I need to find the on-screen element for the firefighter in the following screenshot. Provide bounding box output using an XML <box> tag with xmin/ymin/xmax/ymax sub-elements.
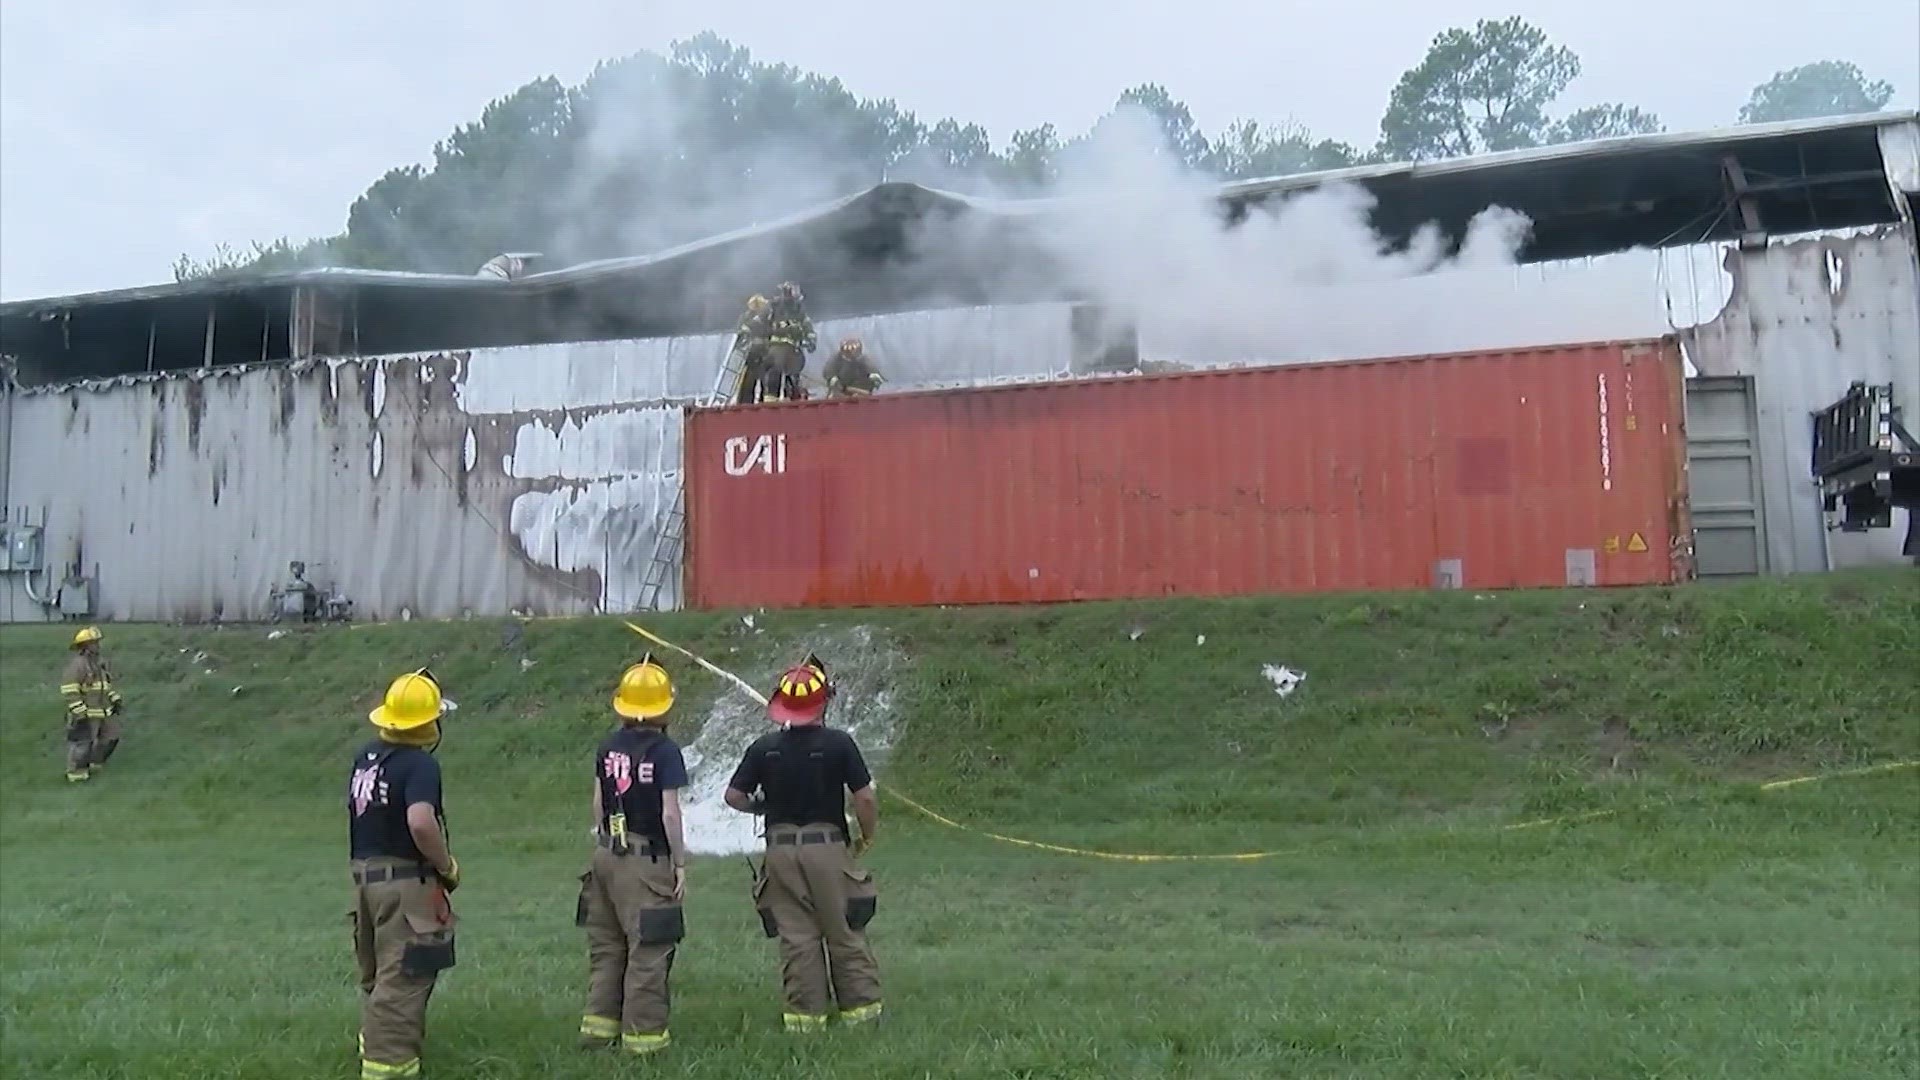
<box><xmin>733</xmin><ymin>294</ymin><xmax>773</xmax><ymax>406</ymax></box>
<box><xmin>61</xmin><ymin>625</ymin><xmax>124</xmax><ymax>783</ymax></box>
<box><xmin>822</xmin><ymin>337</ymin><xmax>885</xmax><ymax>398</ymax></box>
<box><xmin>348</xmin><ymin>668</ymin><xmax>461</xmax><ymax>1080</ymax></box>
<box><xmin>724</xmin><ymin>654</ymin><xmax>882</xmax><ymax>1032</ymax></box>
<box><xmin>577</xmin><ymin>656</ymin><xmax>690</xmax><ymax>1056</ymax></box>
<box><xmin>762</xmin><ymin>282</ymin><xmax>816</xmax><ymax>402</ymax></box>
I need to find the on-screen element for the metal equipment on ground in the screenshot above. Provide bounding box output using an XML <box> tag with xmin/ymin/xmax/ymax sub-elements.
<box><xmin>1810</xmin><ymin>382</ymin><xmax>1918</xmax><ymax>560</ymax></box>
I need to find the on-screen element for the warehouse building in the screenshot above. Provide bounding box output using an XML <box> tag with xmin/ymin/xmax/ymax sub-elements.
<box><xmin>1</xmin><ymin>111</ymin><xmax>1915</xmax><ymax>621</ymax></box>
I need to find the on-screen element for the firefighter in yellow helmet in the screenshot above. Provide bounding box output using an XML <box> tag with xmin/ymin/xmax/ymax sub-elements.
<box><xmin>733</xmin><ymin>294</ymin><xmax>774</xmax><ymax>406</ymax></box>
<box><xmin>60</xmin><ymin>625</ymin><xmax>124</xmax><ymax>783</ymax></box>
<box><xmin>823</xmin><ymin>337</ymin><xmax>885</xmax><ymax>398</ymax></box>
<box><xmin>725</xmin><ymin>654</ymin><xmax>882</xmax><ymax>1032</ymax></box>
<box><xmin>348</xmin><ymin>668</ymin><xmax>461</xmax><ymax>1080</ymax></box>
<box><xmin>577</xmin><ymin>655</ymin><xmax>690</xmax><ymax>1056</ymax></box>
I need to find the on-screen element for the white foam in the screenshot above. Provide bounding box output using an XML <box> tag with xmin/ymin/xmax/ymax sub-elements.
<box><xmin>680</xmin><ymin>626</ymin><xmax>902</xmax><ymax>855</ymax></box>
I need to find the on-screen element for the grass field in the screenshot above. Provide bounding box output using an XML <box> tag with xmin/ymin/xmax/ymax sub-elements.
<box><xmin>2</xmin><ymin>571</ymin><xmax>1917</xmax><ymax>1079</ymax></box>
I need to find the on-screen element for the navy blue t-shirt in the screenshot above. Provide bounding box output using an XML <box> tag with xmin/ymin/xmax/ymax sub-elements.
<box><xmin>596</xmin><ymin>726</ymin><xmax>688</xmax><ymax>847</ymax></box>
<box><xmin>728</xmin><ymin>726</ymin><xmax>872</xmax><ymax>833</ymax></box>
<box><xmin>347</xmin><ymin>741</ymin><xmax>444</xmax><ymax>862</ymax></box>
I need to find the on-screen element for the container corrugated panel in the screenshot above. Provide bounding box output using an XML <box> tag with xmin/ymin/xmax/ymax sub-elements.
<box><xmin>685</xmin><ymin>339</ymin><xmax>1690</xmax><ymax>610</ymax></box>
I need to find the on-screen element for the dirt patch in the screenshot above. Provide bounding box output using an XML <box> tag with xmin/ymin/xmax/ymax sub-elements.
<box><xmin>1581</xmin><ymin>930</ymin><xmax>1669</xmax><ymax>972</ymax></box>
<box><xmin>1592</xmin><ymin>717</ymin><xmax>1643</xmax><ymax>772</ymax></box>
<box><xmin>1252</xmin><ymin>912</ymin><xmax>1340</xmax><ymax>938</ymax></box>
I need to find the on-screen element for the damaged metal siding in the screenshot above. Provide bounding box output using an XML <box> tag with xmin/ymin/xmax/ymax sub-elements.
<box><xmin>1</xmin><ymin>303</ymin><xmax>1076</xmax><ymax>622</ymax></box>
<box><xmin>1684</xmin><ymin>228</ymin><xmax>1920</xmax><ymax>573</ymax></box>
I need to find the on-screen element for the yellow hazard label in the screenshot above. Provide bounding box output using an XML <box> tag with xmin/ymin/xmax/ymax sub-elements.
<box><xmin>1627</xmin><ymin>532</ymin><xmax>1649</xmax><ymax>553</ymax></box>
<box><xmin>1604</xmin><ymin>536</ymin><xmax>1621</xmax><ymax>554</ymax></box>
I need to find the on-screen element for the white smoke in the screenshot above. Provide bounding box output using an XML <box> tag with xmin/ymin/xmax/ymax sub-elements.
<box><xmin>556</xmin><ymin>46</ymin><xmax>884</xmax><ymax>285</ymax></box>
<box><xmin>915</xmin><ymin>104</ymin><xmax>1673</xmax><ymax>364</ymax></box>
<box><xmin>557</xmin><ymin>58</ymin><xmax>1678</xmax><ymax>371</ymax></box>
<box><xmin>679</xmin><ymin>625</ymin><xmax>903</xmax><ymax>855</ymax></box>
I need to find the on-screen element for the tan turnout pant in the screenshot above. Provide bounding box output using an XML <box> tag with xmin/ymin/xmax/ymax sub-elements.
<box><xmin>351</xmin><ymin>859</ymin><xmax>457</xmax><ymax>1078</ymax></box>
<box><xmin>578</xmin><ymin>843</ymin><xmax>683</xmax><ymax>1041</ymax></box>
<box><xmin>65</xmin><ymin>716</ymin><xmax>121</xmax><ymax>773</ymax></box>
<box><xmin>755</xmin><ymin>823</ymin><xmax>881</xmax><ymax>1022</ymax></box>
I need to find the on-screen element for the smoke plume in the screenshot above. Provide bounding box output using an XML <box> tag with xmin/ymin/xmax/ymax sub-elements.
<box><xmin>558</xmin><ymin>70</ymin><xmax>1674</xmax><ymax>364</ymax></box>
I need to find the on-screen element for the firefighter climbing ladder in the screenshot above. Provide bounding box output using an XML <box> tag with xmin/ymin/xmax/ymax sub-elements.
<box><xmin>635</xmin><ymin>345</ymin><xmax>749</xmax><ymax>611</ymax></box>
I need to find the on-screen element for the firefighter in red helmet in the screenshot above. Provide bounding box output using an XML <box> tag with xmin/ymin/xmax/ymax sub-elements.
<box><xmin>724</xmin><ymin>654</ymin><xmax>882</xmax><ymax>1031</ymax></box>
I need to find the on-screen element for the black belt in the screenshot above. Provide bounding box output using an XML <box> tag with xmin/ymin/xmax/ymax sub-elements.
<box><xmin>598</xmin><ymin>833</ymin><xmax>670</xmax><ymax>858</ymax></box>
<box><xmin>352</xmin><ymin>863</ymin><xmax>435</xmax><ymax>885</ymax></box>
<box><xmin>768</xmin><ymin>830</ymin><xmax>844</xmax><ymax>847</ymax></box>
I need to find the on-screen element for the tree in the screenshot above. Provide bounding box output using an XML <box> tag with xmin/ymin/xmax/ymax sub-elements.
<box><xmin>1206</xmin><ymin>119</ymin><xmax>1361</xmax><ymax>179</ymax></box>
<box><xmin>1549</xmin><ymin>104</ymin><xmax>1662</xmax><ymax>145</ymax></box>
<box><xmin>1378</xmin><ymin>17</ymin><xmax>1660</xmax><ymax>160</ymax></box>
<box><xmin>998</xmin><ymin>124</ymin><xmax>1063</xmax><ymax>188</ymax></box>
<box><xmin>173</xmin><ymin>237</ymin><xmax>342</xmax><ymax>282</ymax></box>
<box><xmin>1109</xmin><ymin>83</ymin><xmax>1212</xmax><ymax>170</ymax></box>
<box><xmin>1739</xmin><ymin>61</ymin><xmax>1896</xmax><ymax>124</ymax></box>
<box><xmin>174</xmin><ymin>37</ymin><xmax>1366</xmax><ymax>274</ymax></box>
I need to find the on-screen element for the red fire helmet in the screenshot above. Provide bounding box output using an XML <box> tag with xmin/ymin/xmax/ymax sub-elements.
<box><xmin>768</xmin><ymin>657</ymin><xmax>832</xmax><ymax>726</ymax></box>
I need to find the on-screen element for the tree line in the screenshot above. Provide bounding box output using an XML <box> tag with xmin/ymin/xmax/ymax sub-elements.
<box><xmin>174</xmin><ymin>20</ymin><xmax>1900</xmax><ymax>281</ymax></box>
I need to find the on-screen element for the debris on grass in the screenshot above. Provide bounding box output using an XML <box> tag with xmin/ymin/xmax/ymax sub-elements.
<box><xmin>1262</xmin><ymin>664</ymin><xmax>1306</xmax><ymax>697</ymax></box>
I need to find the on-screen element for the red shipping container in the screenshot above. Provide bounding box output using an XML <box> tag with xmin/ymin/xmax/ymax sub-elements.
<box><xmin>684</xmin><ymin>339</ymin><xmax>1692</xmax><ymax>610</ymax></box>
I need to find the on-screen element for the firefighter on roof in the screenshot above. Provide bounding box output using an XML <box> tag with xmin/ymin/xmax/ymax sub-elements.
<box><xmin>61</xmin><ymin>625</ymin><xmax>123</xmax><ymax>783</ymax></box>
<box><xmin>576</xmin><ymin>656</ymin><xmax>690</xmax><ymax>1056</ymax></box>
<box><xmin>733</xmin><ymin>294</ymin><xmax>774</xmax><ymax>406</ymax></box>
<box><xmin>725</xmin><ymin>654</ymin><xmax>883</xmax><ymax>1031</ymax></box>
<box><xmin>822</xmin><ymin>337</ymin><xmax>885</xmax><ymax>397</ymax></box>
<box><xmin>349</xmin><ymin>668</ymin><xmax>461</xmax><ymax>1080</ymax></box>
<box><xmin>761</xmin><ymin>282</ymin><xmax>817</xmax><ymax>403</ymax></box>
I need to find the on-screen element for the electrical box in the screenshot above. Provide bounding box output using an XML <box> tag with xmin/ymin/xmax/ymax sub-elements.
<box><xmin>7</xmin><ymin>525</ymin><xmax>43</xmax><ymax>573</ymax></box>
<box><xmin>58</xmin><ymin>575</ymin><xmax>93</xmax><ymax>617</ymax></box>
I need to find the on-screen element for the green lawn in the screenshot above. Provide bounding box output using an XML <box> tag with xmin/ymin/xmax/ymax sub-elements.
<box><xmin>3</xmin><ymin>571</ymin><xmax>1917</xmax><ymax>1079</ymax></box>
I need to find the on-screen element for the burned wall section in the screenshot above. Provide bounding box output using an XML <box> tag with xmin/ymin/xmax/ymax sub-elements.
<box><xmin>1684</xmin><ymin>227</ymin><xmax>1920</xmax><ymax>573</ymax></box>
<box><xmin>1</xmin><ymin>303</ymin><xmax>1078</xmax><ymax>622</ymax></box>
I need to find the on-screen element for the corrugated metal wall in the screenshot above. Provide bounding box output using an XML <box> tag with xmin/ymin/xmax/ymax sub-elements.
<box><xmin>4</xmin><ymin>224</ymin><xmax>1913</xmax><ymax>624</ymax></box>
<box><xmin>1684</xmin><ymin>227</ymin><xmax>1920</xmax><ymax>572</ymax></box>
<box><xmin>685</xmin><ymin>341</ymin><xmax>1691</xmax><ymax>610</ymax></box>
<box><xmin>0</xmin><ymin>303</ymin><xmax>1076</xmax><ymax>622</ymax></box>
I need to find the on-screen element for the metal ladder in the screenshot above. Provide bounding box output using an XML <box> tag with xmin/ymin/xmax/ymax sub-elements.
<box><xmin>635</xmin><ymin>344</ymin><xmax>751</xmax><ymax>612</ymax></box>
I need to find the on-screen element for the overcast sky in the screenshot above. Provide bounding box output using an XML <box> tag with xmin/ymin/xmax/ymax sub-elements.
<box><xmin>2</xmin><ymin>0</ymin><xmax>1914</xmax><ymax>301</ymax></box>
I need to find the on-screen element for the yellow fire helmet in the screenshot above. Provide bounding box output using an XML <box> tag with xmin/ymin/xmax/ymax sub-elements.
<box><xmin>746</xmin><ymin>294</ymin><xmax>770</xmax><ymax>312</ymax></box>
<box><xmin>70</xmin><ymin>625</ymin><xmax>103</xmax><ymax>649</ymax></box>
<box><xmin>614</xmin><ymin>654</ymin><xmax>676</xmax><ymax>721</ymax></box>
<box><xmin>370</xmin><ymin>668</ymin><xmax>444</xmax><ymax>731</ymax></box>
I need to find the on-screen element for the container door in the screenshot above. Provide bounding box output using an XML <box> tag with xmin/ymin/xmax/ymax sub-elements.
<box><xmin>1685</xmin><ymin>376</ymin><xmax>1768</xmax><ymax>576</ymax></box>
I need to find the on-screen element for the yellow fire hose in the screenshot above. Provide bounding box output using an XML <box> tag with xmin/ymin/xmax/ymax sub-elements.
<box><xmin>620</xmin><ymin>621</ymin><xmax>1919</xmax><ymax>863</ymax></box>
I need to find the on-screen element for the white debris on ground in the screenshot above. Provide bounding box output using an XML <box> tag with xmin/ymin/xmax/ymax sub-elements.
<box><xmin>680</xmin><ymin>625</ymin><xmax>903</xmax><ymax>855</ymax></box>
<box><xmin>266</xmin><ymin>629</ymin><xmax>289</xmax><ymax>641</ymax></box>
<box><xmin>1262</xmin><ymin>664</ymin><xmax>1306</xmax><ymax>698</ymax></box>
<box><xmin>1196</xmin><ymin>634</ymin><xmax>1207</xmax><ymax>646</ymax></box>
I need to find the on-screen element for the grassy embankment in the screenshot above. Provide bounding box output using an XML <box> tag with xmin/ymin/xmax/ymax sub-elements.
<box><xmin>2</xmin><ymin>570</ymin><xmax>1916</xmax><ymax>1079</ymax></box>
